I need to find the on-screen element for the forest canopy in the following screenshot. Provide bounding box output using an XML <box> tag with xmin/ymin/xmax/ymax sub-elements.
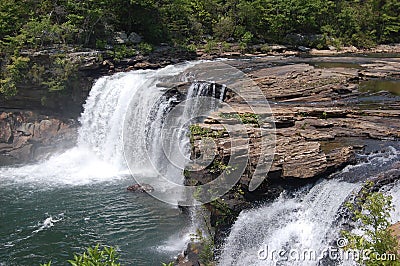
<box><xmin>1</xmin><ymin>0</ymin><xmax>399</xmax><ymax>49</ymax></box>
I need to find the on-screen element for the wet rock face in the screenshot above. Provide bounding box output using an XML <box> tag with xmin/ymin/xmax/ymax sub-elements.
<box><xmin>126</xmin><ymin>184</ymin><xmax>154</xmax><ymax>193</ymax></box>
<box><xmin>0</xmin><ymin>111</ymin><xmax>77</xmax><ymax>166</ymax></box>
<box><xmin>176</xmin><ymin>242</ymin><xmax>203</xmax><ymax>266</ymax></box>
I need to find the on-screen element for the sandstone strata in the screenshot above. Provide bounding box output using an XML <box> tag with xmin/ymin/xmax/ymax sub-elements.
<box><xmin>0</xmin><ymin>111</ymin><xmax>77</xmax><ymax>165</ymax></box>
<box><xmin>178</xmin><ymin>56</ymin><xmax>400</xmax><ymax>265</ymax></box>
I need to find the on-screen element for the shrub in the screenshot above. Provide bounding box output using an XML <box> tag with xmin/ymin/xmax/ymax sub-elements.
<box><xmin>342</xmin><ymin>184</ymin><xmax>400</xmax><ymax>265</ymax></box>
<box><xmin>137</xmin><ymin>42</ymin><xmax>154</xmax><ymax>55</ymax></box>
<box><xmin>67</xmin><ymin>245</ymin><xmax>120</xmax><ymax>266</ymax></box>
<box><xmin>0</xmin><ymin>55</ymin><xmax>30</xmax><ymax>97</ymax></box>
<box><xmin>41</xmin><ymin>245</ymin><xmax>121</xmax><ymax>266</ymax></box>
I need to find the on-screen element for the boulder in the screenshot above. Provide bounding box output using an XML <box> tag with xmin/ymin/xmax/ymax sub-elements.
<box><xmin>16</xmin><ymin>122</ymin><xmax>35</xmax><ymax>136</ymax></box>
<box><xmin>0</xmin><ymin>111</ymin><xmax>77</xmax><ymax>166</ymax></box>
<box><xmin>127</xmin><ymin>184</ymin><xmax>154</xmax><ymax>193</ymax></box>
<box><xmin>176</xmin><ymin>242</ymin><xmax>202</xmax><ymax>266</ymax></box>
<box><xmin>0</xmin><ymin>121</ymin><xmax>12</xmax><ymax>143</ymax></box>
<box><xmin>269</xmin><ymin>45</ymin><xmax>287</xmax><ymax>52</ymax></box>
<box><xmin>114</xmin><ymin>31</ymin><xmax>128</xmax><ymax>44</ymax></box>
<box><xmin>128</xmin><ymin>32</ymin><xmax>142</xmax><ymax>44</ymax></box>
<box><xmin>298</xmin><ymin>46</ymin><xmax>310</xmax><ymax>52</ymax></box>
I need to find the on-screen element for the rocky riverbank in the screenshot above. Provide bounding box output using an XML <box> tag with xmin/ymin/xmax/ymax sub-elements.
<box><xmin>178</xmin><ymin>56</ymin><xmax>400</xmax><ymax>265</ymax></box>
<box><xmin>0</xmin><ymin>111</ymin><xmax>77</xmax><ymax>166</ymax></box>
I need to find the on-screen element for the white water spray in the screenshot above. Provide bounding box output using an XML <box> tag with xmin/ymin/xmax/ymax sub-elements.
<box><xmin>0</xmin><ymin>62</ymin><xmax>203</xmax><ymax>187</ymax></box>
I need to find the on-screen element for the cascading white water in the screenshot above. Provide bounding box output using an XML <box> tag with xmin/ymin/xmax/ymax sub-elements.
<box><xmin>121</xmin><ymin>79</ymin><xmax>223</xmax><ymax>204</ymax></box>
<box><xmin>218</xmin><ymin>145</ymin><xmax>400</xmax><ymax>266</ymax></box>
<box><xmin>389</xmin><ymin>181</ymin><xmax>400</xmax><ymax>222</ymax></box>
<box><xmin>78</xmin><ymin>63</ymin><xmax>207</xmax><ymax>173</ymax></box>
<box><xmin>0</xmin><ymin>62</ymin><xmax>210</xmax><ymax>188</ymax></box>
<box><xmin>218</xmin><ymin>180</ymin><xmax>361</xmax><ymax>266</ymax></box>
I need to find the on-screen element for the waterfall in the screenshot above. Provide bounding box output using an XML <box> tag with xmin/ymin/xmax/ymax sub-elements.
<box><xmin>78</xmin><ymin>63</ymin><xmax>202</xmax><ymax>171</ymax></box>
<box><xmin>0</xmin><ymin>62</ymin><xmax>217</xmax><ymax>189</ymax></box>
<box><xmin>218</xmin><ymin>145</ymin><xmax>400</xmax><ymax>266</ymax></box>
<box><xmin>122</xmin><ymin>79</ymin><xmax>223</xmax><ymax>204</ymax></box>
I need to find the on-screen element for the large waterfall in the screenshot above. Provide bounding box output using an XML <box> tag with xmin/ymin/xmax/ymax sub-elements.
<box><xmin>218</xmin><ymin>145</ymin><xmax>400</xmax><ymax>266</ymax></box>
<box><xmin>0</xmin><ymin>62</ymin><xmax>226</xmax><ymax>265</ymax></box>
<box><xmin>0</xmin><ymin>62</ymin><xmax>205</xmax><ymax>189</ymax></box>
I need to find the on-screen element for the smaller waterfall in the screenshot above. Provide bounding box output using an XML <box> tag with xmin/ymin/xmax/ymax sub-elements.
<box><xmin>389</xmin><ymin>182</ymin><xmax>400</xmax><ymax>222</ymax></box>
<box><xmin>220</xmin><ymin>85</ymin><xmax>226</xmax><ymax>102</ymax></box>
<box><xmin>218</xmin><ymin>180</ymin><xmax>361</xmax><ymax>266</ymax></box>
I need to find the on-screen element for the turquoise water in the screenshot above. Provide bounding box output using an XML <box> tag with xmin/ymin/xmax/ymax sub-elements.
<box><xmin>0</xmin><ymin>176</ymin><xmax>190</xmax><ymax>265</ymax></box>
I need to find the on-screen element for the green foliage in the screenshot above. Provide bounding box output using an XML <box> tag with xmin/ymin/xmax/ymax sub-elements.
<box><xmin>200</xmin><ymin>237</ymin><xmax>214</xmax><ymax>266</ymax></box>
<box><xmin>213</xmin><ymin>16</ymin><xmax>235</xmax><ymax>40</ymax></box>
<box><xmin>137</xmin><ymin>42</ymin><xmax>154</xmax><ymax>55</ymax></box>
<box><xmin>1</xmin><ymin>0</ymin><xmax>400</xmax><ymax>59</ymax></box>
<box><xmin>219</xmin><ymin>112</ymin><xmax>260</xmax><ymax>125</ymax></box>
<box><xmin>209</xmin><ymin>198</ymin><xmax>236</xmax><ymax>226</ymax></box>
<box><xmin>189</xmin><ymin>125</ymin><xmax>225</xmax><ymax>138</ymax></box>
<box><xmin>40</xmin><ymin>245</ymin><xmax>121</xmax><ymax>266</ymax></box>
<box><xmin>67</xmin><ymin>245</ymin><xmax>121</xmax><ymax>266</ymax></box>
<box><xmin>42</xmin><ymin>55</ymin><xmax>79</xmax><ymax>92</ymax></box>
<box><xmin>204</xmin><ymin>41</ymin><xmax>217</xmax><ymax>54</ymax></box>
<box><xmin>190</xmin><ymin>229</ymin><xmax>214</xmax><ymax>266</ymax></box>
<box><xmin>185</xmin><ymin>43</ymin><xmax>198</xmax><ymax>52</ymax></box>
<box><xmin>210</xmin><ymin>160</ymin><xmax>236</xmax><ymax>175</ymax></box>
<box><xmin>21</xmin><ymin>17</ymin><xmax>77</xmax><ymax>48</ymax></box>
<box><xmin>161</xmin><ymin>263</ymin><xmax>174</xmax><ymax>266</ymax></box>
<box><xmin>0</xmin><ymin>55</ymin><xmax>30</xmax><ymax>97</ymax></box>
<box><xmin>342</xmin><ymin>184</ymin><xmax>399</xmax><ymax>265</ymax></box>
<box><xmin>112</xmin><ymin>45</ymin><xmax>137</xmax><ymax>61</ymax></box>
<box><xmin>240</xmin><ymin>32</ymin><xmax>253</xmax><ymax>45</ymax></box>
<box><xmin>96</xmin><ymin>39</ymin><xmax>108</xmax><ymax>50</ymax></box>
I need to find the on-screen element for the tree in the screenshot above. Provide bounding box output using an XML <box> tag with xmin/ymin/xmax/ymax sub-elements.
<box><xmin>342</xmin><ymin>184</ymin><xmax>399</xmax><ymax>266</ymax></box>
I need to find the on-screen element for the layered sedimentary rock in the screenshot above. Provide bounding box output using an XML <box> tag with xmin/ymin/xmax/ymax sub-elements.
<box><xmin>180</xmin><ymin>57</ymin><xmax>400</xmax><ymax>261</ymax></box>
<box><xmin>0</xmin><ymin>111</ymin><xmax>77</xmax><ymax>165</ymax></box>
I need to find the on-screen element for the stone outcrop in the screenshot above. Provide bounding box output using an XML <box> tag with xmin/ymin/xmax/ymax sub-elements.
<box><xmin>180</xmin><ymin>56</ymin><xmax>400</xmax><ymax>261</ymax></box>
<box><xmin>0</xmin><ymin>111</ymin><xmax>77</xmax><ymax>165</ymax></box>
<box><xmin>196</xmin><ymin>43</ymin><xmax>400</xmax><ymax>60</ymax></box>
<box><xmin>187</xmin><ymin>57</ymin><xmax>400</xmax><ymax>188</ymax></box>
<box><xmin>127</xmin><ymin>184</ymin><xmax>154</xmax><ymax>193</ymax></box>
